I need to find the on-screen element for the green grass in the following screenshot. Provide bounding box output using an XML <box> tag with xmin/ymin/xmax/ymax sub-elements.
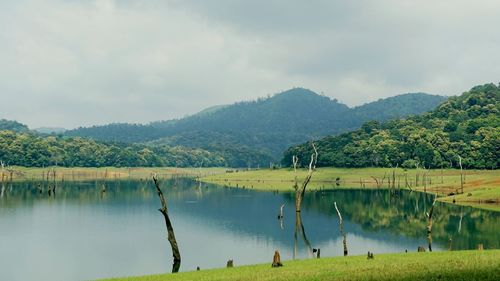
<box><xmin>1</xmin><ymin>166</ymin><xmax>226</xmax><ymax>182</ymax></box>
<box><xmin>201</xmin><ymin>167</ymin><xmax>500</xmax><ymax>211</ymax></box>
<box><xmin>101</xmin><ymin>250</ymin><xmax>500</xmax><ymax>281</ymax></box>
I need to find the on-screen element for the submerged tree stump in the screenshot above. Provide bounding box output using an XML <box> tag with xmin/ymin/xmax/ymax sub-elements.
<box><xmin>272</xmin><ymin>250</ymin><xmax>283</xmax><ymax>267</ymax></box>
<box><xmin>367</xmin><ymin>251</ymin><xmax>374</xmax><ymax>259</ymax></box>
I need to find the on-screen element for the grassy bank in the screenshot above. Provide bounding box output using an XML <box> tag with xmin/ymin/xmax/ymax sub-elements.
<box><xmin>0</xmin><ymin>166</ymin><xmax>226</xmax><ymax>182</ymax></box>
<box><xmin>102</xmin><ymin>250</ymin><xmax>500</xmax><ymax>281</ymax></box>
<box><xmin>201</xmin><ymin>168</ymin><xmax>500</xmax><ymax>211</ymax></box>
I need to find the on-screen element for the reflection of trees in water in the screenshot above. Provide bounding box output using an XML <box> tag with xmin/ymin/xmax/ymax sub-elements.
<box><xmin>2</xmin><ymin>180</ymin><xmax>498</xmax><ymax>251</ymax></box>
<box><xmin>0</xmin><ymin>178</ymin><xmax>205</xmax><ymax>208</ymax></box>
<box><xmin>284</xmin><ymin>189</ymin><xmax>500</xmax><ymax>250</ymax></box>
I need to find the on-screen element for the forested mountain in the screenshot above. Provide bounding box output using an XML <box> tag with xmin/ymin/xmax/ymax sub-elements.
<box><xmin>283</xmin><ymin>83</ymin><xmax>499</xmax><ymax>169</ymax></box>
<box><xmin>0</xmin><ymin>119</ymin><xmax>29</xmax><ymax>133</ymax></box>
<box><xmin>66</xmin><ymin>88</ymin><xmax>446</xmax><ymax>160</ymax></box>
<box><xmin>33</xmin><ymin>127</ymin><xmax>67</xmax><ymax>134</ymax></box>
<box><xmin>0</xmin><ymin>88</ymin><xmax>448</xmax><ymax>168</ymax></box>
<box><xmin>352</xmin><ymin>93</ymin><xmax>446</xmax><ymax>122</ymax></box>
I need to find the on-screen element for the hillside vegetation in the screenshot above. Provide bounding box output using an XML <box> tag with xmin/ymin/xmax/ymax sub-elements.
<box><xmin>0</xmin><ymin>88</ymin><xmax>448</xmax><ymax>168</ymax></box>
<box><xmin>0</xmin><ymin>119</ymin><xmax>29</xmax><ymax>133</ymax></box>
<box><xmin>284</xmin><ymin>83</ymin><xmax>499</xmax><ymax>169</ymax></box>
<box><xmin>66</xmin><ymin>88</ymin><xmax>446</xmax><ymax>160</ymax></box>
<box><xmin>0</xmin><ymin>131</ymin><xmax>233</xmax><ymax>167</ymax></box>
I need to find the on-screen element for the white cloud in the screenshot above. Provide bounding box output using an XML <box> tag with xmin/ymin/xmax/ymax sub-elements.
<box><xmin>0</xmin><ymin>0</ymin><xmax>499</xmax><ymax>128</ymax></box>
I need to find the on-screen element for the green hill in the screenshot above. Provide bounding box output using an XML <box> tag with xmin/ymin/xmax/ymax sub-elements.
<box><xmin>0</xmin><ymin>119</ymin><xmax>29</xmax><ymax>133</ymax></box>
<box><xmin>283</xmin><ymin>83</ymin><xmax>499</xmax><ymax>169</ymax></box>
<box><xmin>66</xmin><ymin>88</ymin><xmax>446</xmax><ymax>162</ymax></box>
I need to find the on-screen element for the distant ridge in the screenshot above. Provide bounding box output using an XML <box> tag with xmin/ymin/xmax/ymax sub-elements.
<box><xmin>65</xmin><ymin>88</ymin><xmax>447</xmax><ymax>162</ymax></box>
<box><xmin>33</xmin><ymin>127</ymin><xmax>67</xmax><ymax>134</ymax></box>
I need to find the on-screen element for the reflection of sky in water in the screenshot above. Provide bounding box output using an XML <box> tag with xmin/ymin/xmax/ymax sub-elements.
<box><xmin>0</xmin><ymin>180</ymin><xmax>498</xmax><ymax>281</ymax></box>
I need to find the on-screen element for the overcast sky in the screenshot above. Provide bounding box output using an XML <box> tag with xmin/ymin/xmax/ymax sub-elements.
<box><xmin>1</xmin><ymin>0</ymin><xmax>499</xmax><ymax>129</ymax></box>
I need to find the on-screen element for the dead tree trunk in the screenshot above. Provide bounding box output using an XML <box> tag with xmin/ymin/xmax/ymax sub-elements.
<box><xmin>334</xmin><ymin>202</ymin><xmax>348</xmax><ymax>256</ymax></box>
<box><xmin>153</xmin><ymin>175</ymin><xmax>181</xmax><ymax>273</ymax></box>
<box><xmin>294</xmin><ymin>143</ymin><xmax>318</xmax><ymax>212</ymax></box>
<box><xmin>426</xmin><ymin>197</ymin><xmax>437</xmax><ymax>252</ymax></box>
<box><xmin>458</xmin><ymin>156</ymin><xmax>464</xmax><ymax>194</ymax></box>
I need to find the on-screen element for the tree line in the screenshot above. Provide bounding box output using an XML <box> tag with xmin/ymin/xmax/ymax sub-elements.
<box><xmin>283</xmin><ymin>83</ymin><xmax>499</xmax><ymax>169</ymax></box>
<box><xmin>0</xmin><ymin>131</ymin><xmax>271</xmax><ymax>168</ymax></box>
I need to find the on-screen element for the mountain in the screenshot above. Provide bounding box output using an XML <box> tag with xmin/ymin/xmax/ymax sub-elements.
<box><xmin>0</xmin><ymin>119</ymin><xmax>29</xmax><ymax>133</ymax></box>
<box><xmin>33</xmin><ymin>127</ymin><xmax>67</xmax><ymax>134</ymax></box>
<box><xmin>65</xmin><ymin>88</ymin><xmax>447</xmax><ymax>163</ymax></box>
<box><xmin>352</xmin><ymin>93</ymin><xmax>446</xmax><ymax>121</ymax></box>
<box><xmin>283</xmin><ymin>83</ymin><xmax>499</xmax><ymax>169</ymax></box>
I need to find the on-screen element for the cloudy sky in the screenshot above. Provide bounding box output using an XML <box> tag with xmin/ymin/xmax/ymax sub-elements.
<box><xmin>1</xmin><ymin>0</ymin><xmax>499</xmax><ymax>129</ymax></box>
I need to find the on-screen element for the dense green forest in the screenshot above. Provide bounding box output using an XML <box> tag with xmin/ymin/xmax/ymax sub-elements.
<box><xmin>284</xmin><ymin>83</ymin><xmax>500</xmax><ymax>169</ymax></box>
<box><xmin>0</xmin><ymin>119</ymin><xmax>29</xmax><ymax>133</ymax></box>
<box><xmin>0</xmin><ymin>130</ymin><xmax>275</xmax><ymax>168</ymax></box>
<box><xmin>66</xmin><ymin>88</ymin><xmax>445</xmax><ymax>159</ymax></box>
<box><xmin>0</xmin><ymin>89</ymin><xmax>447</xmax><ymax>168</ymax></box>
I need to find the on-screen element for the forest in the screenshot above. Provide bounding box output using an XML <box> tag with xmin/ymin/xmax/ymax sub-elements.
<box><xmin>0</xmin><ymin>131</ymin><xmax>277</xmax><ymax>168</ymax></box>
<box><xmin>283</xmin><ymin>83</ymin><xmax>500</xmax><ymax>169</ymax></box>
<box><xmin>65</xmin><ymin>89</ymin><xmax>446</xmax><ymax>159</ymax></box>
<box><xmin>0</xmin><ymin>88</ymin><xmax>447</xmax><ymax>168</ymax></box>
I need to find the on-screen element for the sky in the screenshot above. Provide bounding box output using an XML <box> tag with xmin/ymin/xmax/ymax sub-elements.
<box><xmin>1</xmin><ymin>0</ymin><xmax>499</xmax><ymax>129</ymax></box>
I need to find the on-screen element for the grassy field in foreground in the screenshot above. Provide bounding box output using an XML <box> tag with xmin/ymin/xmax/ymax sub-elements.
<box><xmin>0</xmin><ymin>166</ymin><xmax>226</xmax><ymax>182</ymax></box>
<box><xmin>201</xmin><ymin>168</ymin><xmax>500</xmax><ymax>211</ymax></box>
<box><xmin>102</xmin><ymin>250</ymin><xmax>500</xmax><ymax>281</ymax></box>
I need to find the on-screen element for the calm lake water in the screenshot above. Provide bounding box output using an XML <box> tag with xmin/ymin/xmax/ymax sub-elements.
<box><xmin>0</xmin><ymin>179</ymin><xmax>498</xmax><ymax>281</ymax></box>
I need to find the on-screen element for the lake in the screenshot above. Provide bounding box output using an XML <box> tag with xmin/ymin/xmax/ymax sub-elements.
<box><xmin>0</xmin><ymin>179</ymin><xmax>498</xmax><ymax>281</ymax></box>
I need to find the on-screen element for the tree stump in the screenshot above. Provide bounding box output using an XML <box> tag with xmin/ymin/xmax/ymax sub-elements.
<box><xmin>367</xmin><ymin>251</ymin><xmax>374</xmax><ymax>259</ymax></box>
<box><xmin>272</xmin><ymin>250</ymin><xmax>283</xmax><ymax>267</ymax></box>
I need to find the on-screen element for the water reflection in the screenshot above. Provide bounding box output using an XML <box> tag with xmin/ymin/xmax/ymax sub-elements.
<box><xmin>0</xmin><ymin>179</ymin><xmax>498</xmax><ymax>281</ymax></box>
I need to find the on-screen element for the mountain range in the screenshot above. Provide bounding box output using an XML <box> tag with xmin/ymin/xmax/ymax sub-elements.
<box><xmin>65</xmin><ymin>88</ymin><xmax>446</xmax><ymax>163</ymax></box>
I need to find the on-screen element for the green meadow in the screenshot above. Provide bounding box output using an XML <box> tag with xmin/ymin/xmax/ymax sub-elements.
<box><xmin>102</xmin><ymin>250</ymin><xmax>500</xmax><ymax>281</ymax></box>
<box><xmin>201</xmin><ymin>167</ymin><xmax>500</xmax><ymax>211</ymax></box>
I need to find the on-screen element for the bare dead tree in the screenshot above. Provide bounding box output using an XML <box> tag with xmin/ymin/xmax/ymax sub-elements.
<box><xmin>334</xmin><ymin>202</ymin><xmax>348</xmax><ymax>256</ymax></box>
<box><xmin>152</xmin><ymin>174</ymin><xmax>181</xmax><ymax>273</ymax></box>
<box><xmin>294</xmin><ymin>143</ymin><xmax>318</xmax><ymax>212</ymax></box>
<box><xmin>371</xmin><ymin>171</ymin><xmax>387</xmax><ymax>189</ymax></box>
<box><xmin>426</xmin><ymin>197</ymin><xmax>437</xmax><ymax>252</ymax></box>
<box><xmin>0</xmin><ymin>160</ymin><xmax>4</xmax><ymax>183</ymax></box>
<box><xmin>392</xmin><ymin>164</ymin><xmax>398</xmax><ymax>189</ymax></box>
<box><xmin>415</xmin><ymin>162</ymin><xmax>420</xmax><ymax>187</ymax></box>
<box><xmin>458</xmin><ymin>156</ymin><xmax>464</xmax><ymax>194</ymax></box>
<box><xmin>292</xmin><ymin>155</ymin><xmax>299</xmax><ymax>174</ymax></box>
